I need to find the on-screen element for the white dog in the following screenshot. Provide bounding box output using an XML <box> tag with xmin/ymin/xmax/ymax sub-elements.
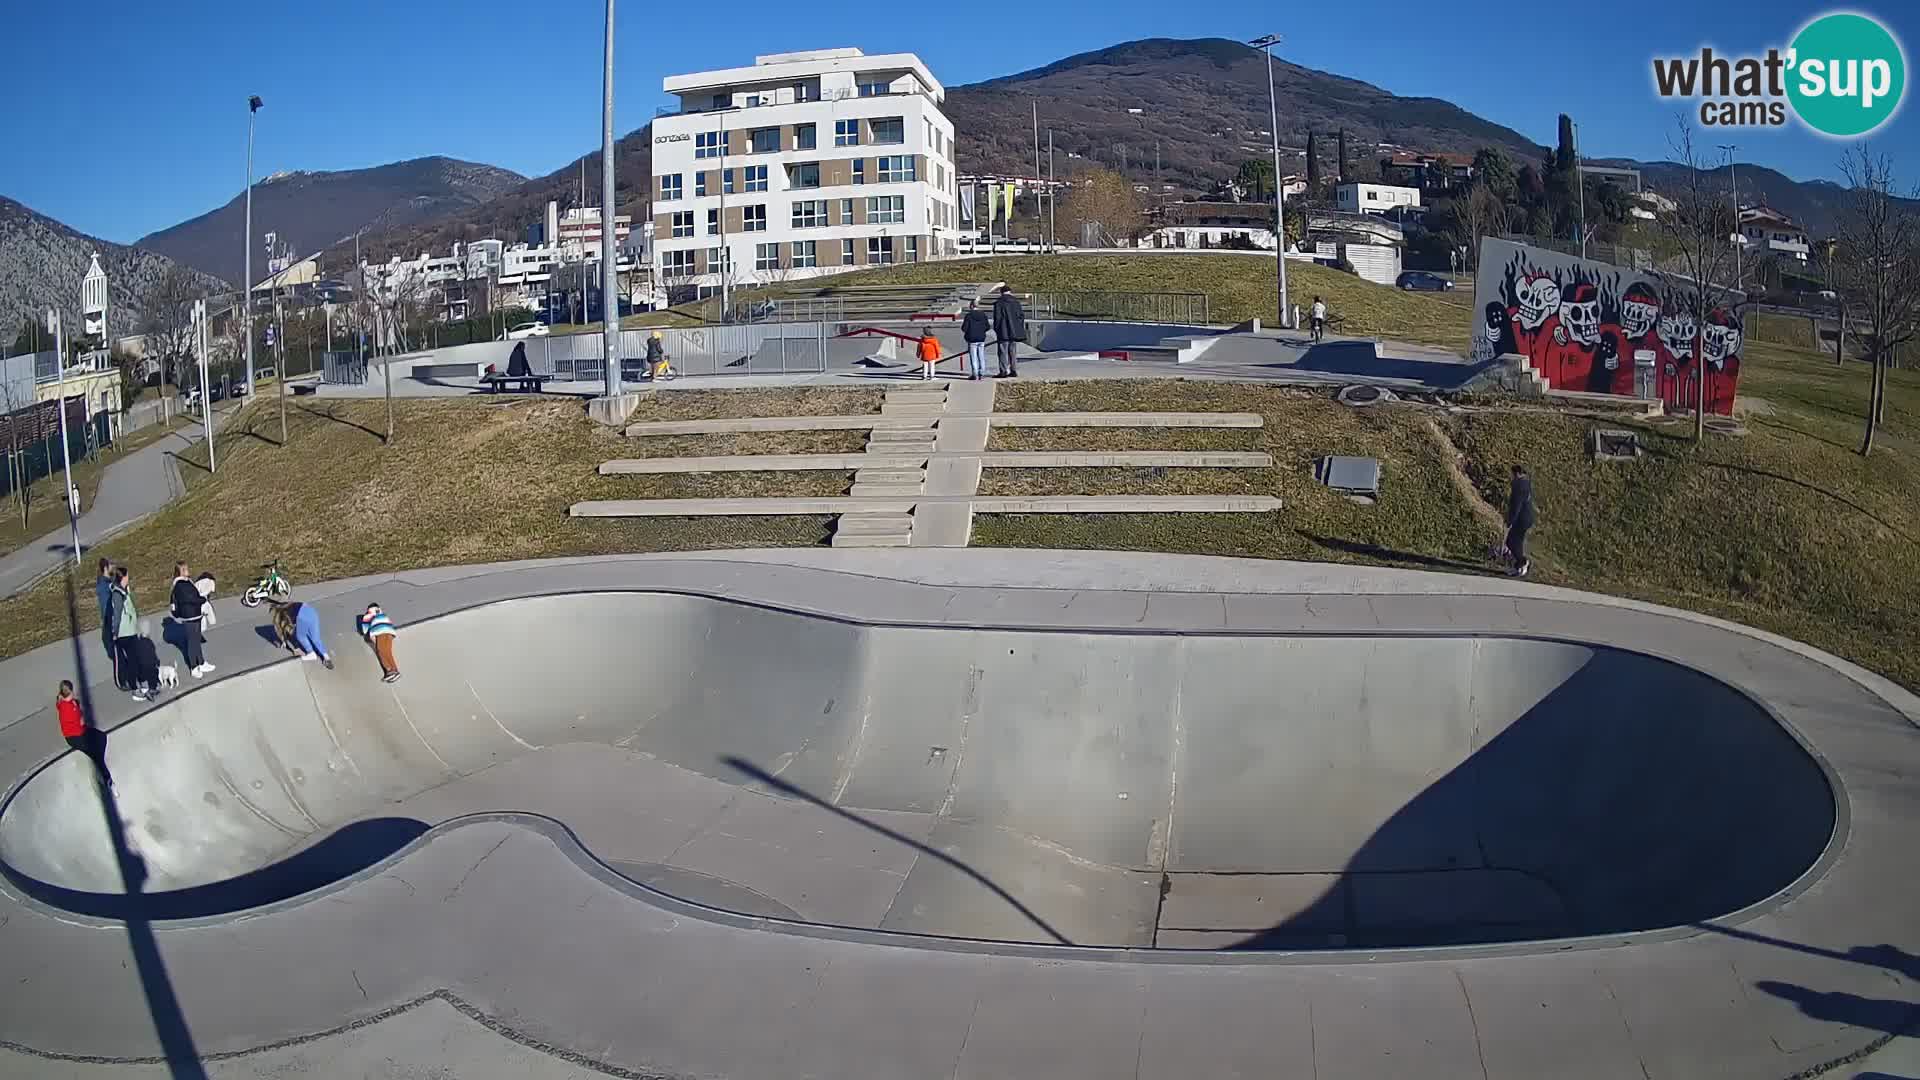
<box><xmin>157</xmin><ymin>664</ymin><xmax>179</xmax><ymax>689</ymax></box>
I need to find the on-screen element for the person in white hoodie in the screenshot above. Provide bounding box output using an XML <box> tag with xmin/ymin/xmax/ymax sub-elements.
<box><xmin>169</xmin><ymin>561</ymin><xmax>214</xmax><ymax>678</ymax></box>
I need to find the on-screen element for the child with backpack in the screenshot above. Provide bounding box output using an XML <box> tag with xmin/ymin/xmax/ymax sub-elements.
<box><xmin>916</xmin><ymin>330</ymin><xmax>942</xmax><ymax>380</ymax></box>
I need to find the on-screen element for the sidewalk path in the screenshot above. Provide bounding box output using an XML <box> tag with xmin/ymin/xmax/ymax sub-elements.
<box><xmin>0</xmin><ymin>421</ymin><xmax>202</xmax><ymax>598</ymax></box>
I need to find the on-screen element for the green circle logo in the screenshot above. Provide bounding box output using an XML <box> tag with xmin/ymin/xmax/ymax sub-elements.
<box><xmin>1788</xmin><ymin>12</ymin><xmax>1906</xmax><ymax>137</ymax></box>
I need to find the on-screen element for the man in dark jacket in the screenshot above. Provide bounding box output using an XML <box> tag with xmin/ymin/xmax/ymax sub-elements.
<box><xmin>1504</xmin><ymin>465</ymin><xmax>1536</xmax><ymax>578</ymax></box>
<box><xmin>990</xmin><ymin>286</ymin><xmax>1027</xmax><ymax>378</ymax></box>
<box><xmin>960</xmin><ymin>301</ymin><xmax>991</xmax><ymax>380</ymax></box>
<box><xmin>170</xmin><ymin>560</ymin><xmax>212</xmax><ymax>677</ymax></box>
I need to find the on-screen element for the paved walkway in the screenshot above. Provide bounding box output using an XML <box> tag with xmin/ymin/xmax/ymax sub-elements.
<box><xmin>0</xmin><ymin>550</ymin><xmax>1913</xmax><ymax>1079</ymax></box>
<box><xmin>0</xmin><ymin>421</ymin><xmax>208</xmax><ymax>598</ymax></box>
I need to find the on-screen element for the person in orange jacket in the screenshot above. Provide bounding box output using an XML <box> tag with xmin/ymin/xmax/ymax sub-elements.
<box><xmin>916</xmin><ymin>329</ymin><xmax>942</xmax><ymax>380</ymax></box>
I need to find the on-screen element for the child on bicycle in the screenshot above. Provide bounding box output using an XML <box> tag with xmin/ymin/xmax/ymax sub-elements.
<box><xmin>1310</xmin><ymin>297</ymin><xmax>1327</xmax><ymax>342</ymax></box>
<box><xmin>646</xmin><ymin>330</ymin><xmax>673</xmax><ymax>380</ymax></box>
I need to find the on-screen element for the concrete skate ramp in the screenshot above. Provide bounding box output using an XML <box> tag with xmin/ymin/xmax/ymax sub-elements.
<box><xmin>0</xmin><ymin>592</ymin><xmax>1835</xmax><ymax>949</ymax></box>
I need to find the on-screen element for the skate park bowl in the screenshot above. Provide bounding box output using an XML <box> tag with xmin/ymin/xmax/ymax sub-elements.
<box><xmin>0</xmin><ymin>591</ymin><xmax>1837</xmax><ymax>951</ymax></box>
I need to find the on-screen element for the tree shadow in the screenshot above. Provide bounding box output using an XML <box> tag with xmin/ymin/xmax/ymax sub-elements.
<box><xmin>1754</xmin><ymin>981</ymin><xmax>1920</xmax><ymax>1041</ymax></box>
<box><xmin>1296</xmin><ymin>531</ymin><xmax>1497</xmax><ymax>574</ymax></box>
<box><xmin>721</xmin><ymin>754</ymin><xmax>1071</xmax><ymax>945</ymax></box>
<box><xmin>58</xmin><ymin>574</ymin><xmax>209</xmax><ymax>1077</ymax></box>
<box><xmin>1698</xmin><ymin>460</ymin><xmax>1918</xmax><ymax>544</ymax></box>
<box><xmin>1749</xmin><ymin>416</ymin><xmax>1856</xmax><ymax>454</ymax></box>
<box><xmin>292</xmin><ymin>402</ymin><xmax>384</xmax><ymax>442</ymax></box>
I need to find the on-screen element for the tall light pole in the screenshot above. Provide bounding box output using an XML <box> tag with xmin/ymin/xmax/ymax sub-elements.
<box><xmin>1719</xmin><ymin>143</ymin><xmax>1742</xmax><ymax>288</ymax></box>
<box><xmin>47</xmin><ymin>309</ymin><xmax>78</xmax><ymax>564</ymax></box>
<box><xmin>1249</xmin><ymin>35</ymin><xmax>1290</xmax><ymax>329</ymax></box>
<box><xmin>1572</xmin><ymin>120</ymin><xmax>1587</xmax><ymax>259</ymax></box>
<box><xmin>598</xmin><ymin>0</ymin><xmax>620</xmax><ymax>396</ymax></box>
<box><xmin>244</xmin><ymin>95</ymin><xmax>262</xmax><ymax>396</ymax></box>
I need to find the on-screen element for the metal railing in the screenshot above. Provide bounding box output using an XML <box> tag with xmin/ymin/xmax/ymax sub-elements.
<box><xmin>321</xmin><ymin>351</ymin><xmax>367</xmax><ymax>385</ymax></box>
<box><xmin>1029</xmin><ymin>291</ymin><xmax>1212</xmax><ymax>326</ymax></box>
<box><xmin>528</xmin><ymin>322</ymin><xmax>828</xmax><ymax>379</ymax></box>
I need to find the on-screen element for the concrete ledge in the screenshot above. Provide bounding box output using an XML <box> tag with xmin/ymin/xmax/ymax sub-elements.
<box><xmin>410</xmin><ymin>362</ymin><xmax>484</xmax><ymax>379</ymax></box>
<box><xmin>970</xmin><ymin>495</ymin><xmax>1282</xmax><ymax>513</ymax></box>
<box><xmin>572</xmin><ymin>498</ymin><xmax>917</xmax><ymax>517</ymax></box>
<box><xmin>600</xmin><ymin>455</ymin><xmax>894</xmax><ymax>474</ymax></box>
<box><xmin>626</xmin><ymin>415</ymin><xmax>916</xmax><ymax>436</ymax></box>
<box><xmin>598</xmin><ymin>451</ymin><xmax>1271</xmax><ymax>474</ymax></box>
<box><xmin>986</xmin><ymin>412</ymin><xmax>1264</xmax><ymax>429</ymax></box>
<box><xmin>626</xmin><ymin>412</ymin><xmax>1264</xmax><ymax>437</ymax></box>
<box><xmin>571</xmin><ymin>495</ymin><xmax>1282</xmax><ymax>517</ymax></box>
<box><xmin>981</xmin><ymin>451</ymin><xmax>1272</xmax><ymax>468</ymax></box>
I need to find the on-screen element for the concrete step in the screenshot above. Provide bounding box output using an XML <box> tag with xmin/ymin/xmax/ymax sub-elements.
<box><xmin>853</xmin><ymin>468</ymin><xmax>927</xmax><ymax>485</ymax></box>
<box><xmin>835</xmin><ymin>513</ymin><xmax>916</xmax><ymax>535</ymax></box>
<box><xmin>849</xmin><ymin>483</ymin><xmax>925</xmax><ymax>498</ymax></box>
<box><xmin>885</xmin><ymin>387</ymin><xmax>948</xmax><ymax>401</ymax></box>
<box><xmin>867</xmin><ymin>429</ymin><xmax>938</xmax><ymax>445</ymax></box>
<box><xmin>879</xmin><ymin>403</ymin><xmax>946</xmax><ymax>418</ymax></box>
<box><xmin>831</xmin><ymin>531</ymin><xmax>914</xmax><ymax>548</ymax></box>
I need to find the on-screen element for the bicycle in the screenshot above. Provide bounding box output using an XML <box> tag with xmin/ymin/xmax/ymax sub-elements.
<box><xmin>242</xmin><ymin>559</ymin><xmax>292</xmax><ymax>608</ymax></box>
<box><xmin>1310</xmin><ymin>317</ymin><xmax>1326</xmax><ymax>344</ymax></box>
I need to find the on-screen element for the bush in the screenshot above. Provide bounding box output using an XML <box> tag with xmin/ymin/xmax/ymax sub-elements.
<box><xmin>1335</xmin><ymin>258</ymin><xmax>1358</xmax><ymax>276</ymax></box>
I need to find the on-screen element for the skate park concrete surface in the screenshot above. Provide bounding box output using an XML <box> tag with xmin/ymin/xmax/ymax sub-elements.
<box><xmin>0</xmin><ymin>550</ymin><xmax>1915</xmax><ymax>1078</ymax></box>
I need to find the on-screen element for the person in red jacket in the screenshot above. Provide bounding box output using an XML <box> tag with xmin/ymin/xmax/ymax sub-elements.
<box><xmin>56</xmin><ymin>680</ymin><xmax>111</xmax><ymax>787</ymax></box>
<box><xmin>916</xmin><ymin>329</ymin><xmax>942</xmax><ymax>381</ymax></box>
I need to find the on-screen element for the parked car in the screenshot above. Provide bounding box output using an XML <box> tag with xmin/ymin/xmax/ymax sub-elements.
<box><xmin>180</xmin><ymin>387</ymin><xmax>202</xmax><ymax>408</ymax></box>
<box><xmin>1396</xmin><ymin>271</ymin><xmax>1455</xmax><ymax>292</ymax></box>
<box><xmin>503</xmin><ymin>322</ymin><xmax>550</xmax><ymax>340</ymax></box>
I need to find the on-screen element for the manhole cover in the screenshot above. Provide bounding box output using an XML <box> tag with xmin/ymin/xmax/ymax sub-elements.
<box><xmin>1337</xmin><ymin>385</ymin><xmax>1395</xmax><ymax>407</ymax></box>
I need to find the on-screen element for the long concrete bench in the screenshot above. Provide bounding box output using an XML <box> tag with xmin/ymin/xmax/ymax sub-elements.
<box><xmin>599</xmin><ymin>451</ymin><xmax>1274</xmax><ymax>475</ymax></box>
<box><xmin>570</xmin><ymin>495</ymin><xmax>1282</xmax><ymax>517</ymax></box>
<box><xmin>625</xmin><ymin>412</ymin><xmax>1265</xmax><ymax>437</ymax></box>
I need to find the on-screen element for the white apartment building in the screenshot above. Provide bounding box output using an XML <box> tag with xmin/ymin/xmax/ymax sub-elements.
<box><xmin>651</xmin><ymin>48</ymin><xmax>959</xmax><ymax>296</ymax></box>
<box><xmin>1336</xmin><ymin>182</ymin><xmax>1422</xmax><ymax>215</ymax></box>
<box><xmin>1738</xmin><ymin>206</ymin><xmax>1811</xmax><ymax>263</ymax></box>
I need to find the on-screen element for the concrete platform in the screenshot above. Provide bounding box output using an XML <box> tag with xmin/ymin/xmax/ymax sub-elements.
<box><xmin>626</xmin><ymin>412</ymin><xmax>1265</xmax><ymax>437</ymax></box>
<box><xmin>569</xmin><ymin>495</ymin><xmax>1283</xmax><ymax>517</ymax></box>
<box><xmin>599</xmin><ymin>451</ymin><xmax>1274</xmax><ymax>474</ymax></box>
<box><xmin>0</xmin><ymin>550</ymin><xmax>1911</xmax><ymax>1079</ymax></box>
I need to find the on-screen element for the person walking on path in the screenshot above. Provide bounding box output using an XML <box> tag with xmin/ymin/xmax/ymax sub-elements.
<box><xmin>1309</xmin><ymin>296</ymin><xmax>1328</xmax><ymax>343</ymax></box>
<box><xmin>108</xmin><ymin>567</ymin><xmax>161</xmax><ymax>701</ymax></box>
<box><xmin>359</xmin><ymin>603</ymin><xmax>401</xmax><ymax>683</ymax></box>
<box><xmin>916</xmin><ymin>329</ymin><xmax>943</xmax><ymax>381</ymax></box>
<box><xmin>279</xmin><ymin>601</ymin><xmax>334</xmax><ymax>669</ymax></box>
<box><xmin>961</xmin><ymin>301</ymin><xmax>991</xmax><ymax>380</ymax></box>
<box><xmin>56</xmin><ymin>680</ymin><xmax>111</xmax><ymax>787</ymax></box>
<box><xmin>169</xmin><ymin>561</ymin><xmax>213</xmax><ymax>679</ymax></box>
<box><xmin>991</xmin><ymin>286</ymin><xmax>1027</xmax><ymax>378</ymax></box>
<box><xmin>1505</xmin><ymin>464</ymin><xmax>1536</xmax><ymax>578</ymax></box>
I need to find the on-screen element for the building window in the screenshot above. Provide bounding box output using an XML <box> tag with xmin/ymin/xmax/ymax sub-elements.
<box><xmin>745</xmin><ymin>94</ymin><xmax>762</xmax><ymax>107</ymax></box>
<box><xmin>792</xmin><ymin>200</ymin><xmax>828</xmax><ymax>228</ymax></box>
<box><xmin>707</xmin><ymin>247</ymin><xmax>731</xmax><ymax>273</ymax></box>
<box><xmin>841</xmin><ymin>198</ymin><xmax>856</xmax><ymax>224</ymax></box>
<box><xmin>695</xmin><ymin>132</ymin><xmax>723</xmax><ymax>160</ymax></box>
<box><xmin>853</xmin><ymin>159</ymin><xmax>865</xmax><ymax>185</ymax></box>
<box><xmin>877</xmin><ymin>156</ymin><xmax>915</xmax><ymax>183</ymax></box>
<box><xmin>843</xmin><ymin>238</ymin><xmax>856</xmax><ymax>264</ymax></box>
<box><xmin>663</xmin><ymin>250</ymin><xmax>696</xmax><ymax>277</ymax></box>
<box><xmin>707</xmin><ymin>209</ymin><xmax>720</xmax><ymax>235</ymax></box>
<box><xmin>906</xmin><ymin>236</ymin><xmax>918</xmax><ymax>263</ymax></box>
<box><xmin>788</xmin><ymin>162</ymin><xmax>820</xmax><ymax>189</ymax></box>
<box><xmin>696</xmin><ymin>172</ymin><xmax>708</xmax><ymax>197</ymax></box>
<box><xmin>710</xmin><ymin>94</ymin><xmax>728</xmax><ymax>109</ymax></box>
<box><xmin>723</xmin><ymin>168</ymin><xmax>735</xmax><ymax>195</ymax></box>
<box><xmin>670</xmin><ymin>211</ymin><xmax>694</xmax><ymax>238</ymax></box>
<box><xmin>868</xmin><ymin>195</ymin><xmax>904</xmax><ymax>224</ymax></box>
<box><xmin>834</xmin><ymin>119</ymin><xmax>859</xmax><ymax>146</ymax></box>
<box><xmin>791</xmin><ymin>240</ymin><xmax>817</xmax><ymax>268</ymax></box>
<box><xmin>660</xmin><ymin>174</ymin><xmax>683</xmax><ymax>201</ymax></box>
<box><xmin>742</xmin><ymin>204</ymin><xmax>767</xmax><ymax>232</ymax></box>
<box><xmin>743</xmin><ymin>165</ymin><xmax>768</xmax><ymax>192</ymax></box>
<box><xmin>867</xmin><ymin>236</ymin><xmax>894</xmax><ymax>264</ymax></box>
<box><xmin>858</xmin><ymin>81</ymin><xmax>889</xmax><ymax>97</ymax></box>
<box><xmin>755</xmin><ymin>243</ymin><xmax>781</xmax><ymax>272</ymax></box>
<box><xmin>871</xmin><ymin>117</ymin><xmax>904</xmax><ymax>144</ymax></box>
<box><xmin>795</xmin><ymin>123</ymin><xmax>816</xmax><ymax>151</ymax></box>
<box><xmin>751</xmin><ymin>127</ymin><xmax>780</xmax><ymax>154</ymax></box>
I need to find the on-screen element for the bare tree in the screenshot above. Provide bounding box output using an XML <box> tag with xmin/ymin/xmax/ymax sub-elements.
<box><xmin>1654</xmin><ymin>118</ymin><xmax>1746</xmax><ymax>443</ymax></box>
<box><xmin>1452</xmin><ymin>182</ymin><xmax>1503</xmax><ymax>271</ymax></box>
<box><xmin>0</xmin><ymin>379</ymin><xmax>33</xmax><ymax>529</ymax></box>
<box><xmin>139</xmin><ymin>266</ymin><xmax>205</xmax><ymax>393</ymax></box>
<box><xmin>1057</xmin><ymin>168</ymin><xmax>1145</xmax><ymax>248</ymax></box>
<box><xmin>1832</xmin><ymin>146</ymin><xmax>1920</xmax><ymax>456</ymax></box>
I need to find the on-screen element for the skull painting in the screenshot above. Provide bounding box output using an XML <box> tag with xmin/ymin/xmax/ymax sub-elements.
<box><xmin>1558</xmin><ymin>283</ymin><xmax>1602</xmax><ymax>346</ymax></box>
<box><xmin>1702</xmin><ymin>309</ymin><xmax>1742</xmax><ymax>367</ymax></box>
<box><xmin>1659</xmin><ymin>311</ymin><xmax>1698</xmax><ymax>361</ymax></box>
<box><xmin>1620</xmin><ymin>284</ymin><xmax>1661</xmax><ymax>339</ymax></box>
<box><xmin>1516</xmin><ymin>274</ymin><xmax>1560</xmax><ymax>329</ymax></box>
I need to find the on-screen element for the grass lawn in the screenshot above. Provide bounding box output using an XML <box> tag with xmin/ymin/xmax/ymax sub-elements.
<box><xmin>0</xmin><ymin>414</ymin><xmax>197</xmax><ymax>559</ymax></box>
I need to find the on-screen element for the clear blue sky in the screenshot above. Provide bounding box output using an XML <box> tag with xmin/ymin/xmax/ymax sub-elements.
<box><xmin>4</xmin><ymin>0</ymin><xmax>1913</xmax><ymax>244</ymax></box>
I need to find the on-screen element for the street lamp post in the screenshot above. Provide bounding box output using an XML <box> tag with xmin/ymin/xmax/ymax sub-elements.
<box><xmin>1249</xmin><ymin>35</ymin><xmax>1290</xmax><ymax>329</ymax></box>
<box><xmin>1719</xmin><ymin>144</ymin><xmax>1742</xmax><ymax>288</ymax></box>
<box><xmin>46</xmin><ymin>309</ymin><xmax>78</xmax><ymax>565</ymax></box>
<box><xmin>598</xmin><ymin>0</ymin><xmax>621</xmax><ymax>398</ymax></box>
<box><xmin>244</xmin><ymin>95</ymin><xmax>262</xmax><ymax>396</ymax></box>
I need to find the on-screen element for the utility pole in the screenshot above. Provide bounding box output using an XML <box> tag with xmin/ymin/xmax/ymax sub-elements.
<box><xmin>598</xmin><ymin>0</ymin><xmax>621</xmax><ymax>398</ymax></box>
<box><xmin>193</xmin><ymin>300</ymin><xmax>214</xmax><ymax>473</ymax></box>
<box><xmin>1250</xmin><ymin>34</ymin><xmax>1290</xmax><ymax>328</ymax></box>
<box><xmin>718</xmin><ymin>107</ymin><xmax>729</xmax><ymax>318</ymax></box>
<box><xmin>244</xmin><ymin>95</ymin><xmax>262</xmax><ymax>395</ymax></box>
<box><xmin>1047</xmin><ymin>129</ymin><xmax>1056</xmax><ymax>253</ymax></box>
<box><xmin>1719</xmin><ymin>144</ymin><xmax>1742</xmax><ymax>288</ymax></box>
<box><xmin>1573</xmin><ymin>120</ymin><xmax>1587</xmax><ymax>259</ymax></box>
<box><xmin>47</xmin><ymin>308</ymin><xmax>78</xmax><ymax>564</ymax></box>
<box><xmin>1032</xmin><ymin>100</ymin><xmax>1041</xmax><ymax>246</ymax></box>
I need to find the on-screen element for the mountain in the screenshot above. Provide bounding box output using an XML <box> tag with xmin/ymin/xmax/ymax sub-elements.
<box><xmin>136</xmin><ymin>156</ymin><xmax>525</xmax><ymax>285</ymax></box>
<box><xmin>0</xmin><ymin>196</ymin><xmax>227</xmax><ymax>349</ymax></box>
<box><xmin>1612</xmin><ymin>159</ymin><xmax>1901</xmax><ymax>239</ymax></box>
<box><xmin>942</xmin><ymin>38</ymin><xmax>1545</xmax><ymax>189</ymax></box>
<box><xmin>345</xmin><ymin>135</ymin><xmax>654</xmax><ymax>267</ymax></box>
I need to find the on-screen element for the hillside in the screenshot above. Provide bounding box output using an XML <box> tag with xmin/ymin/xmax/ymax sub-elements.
<box><xmin>944</xmin><ymin>38</ymin><xmax>1545</xmax><ymax>190</ymax></box>
<box><xmin>0</xmin><ymin>196</ymin><xmax>227</xmax><ymax>347</ymax></box>
<box><xmin>1620</xmin><ymin>159</ymin><xmax>1912</xmax><ymax>239</ymax></box>
<box><xmin>136</xmin><ymin>156</ymin><xmax>524</xmax><ymax>285</ymax></box>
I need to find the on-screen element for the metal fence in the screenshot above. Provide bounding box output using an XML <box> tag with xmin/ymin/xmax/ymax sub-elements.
<box><xmin>526</xmin><ymin>322</ymin><xmax>828</xmax><ymax>380</ymax></box>
<box><xmin>1028</xmin><ymin>291</ymin><xmax>1212</xmax><ymax>325</ymax></box>
<box><xmin>322</xmin><ymin>350</ymin><xmax>367</xmax><ymax>385</ymax></box>
<box><xmin>1494</xmin><ymin>234</ymin><xmax>1653</xmax><ymax>271</ymax></box>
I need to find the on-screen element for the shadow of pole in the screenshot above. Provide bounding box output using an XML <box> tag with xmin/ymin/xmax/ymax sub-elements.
<box><xmin>721</xmin><ymin>755</ymin><xmax>1072</xmax><ymax>946</ymax></box>
<box><xmin>63</xmin><ymin>572</ymin><xmax>208</xmax><ymax>1078</ymax></box>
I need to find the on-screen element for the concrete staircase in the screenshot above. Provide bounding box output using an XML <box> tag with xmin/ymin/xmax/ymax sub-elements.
<box><xmin>833</xmin><ymin>384</ymin><xmax>945</xmax><ymax>547</ymax></box>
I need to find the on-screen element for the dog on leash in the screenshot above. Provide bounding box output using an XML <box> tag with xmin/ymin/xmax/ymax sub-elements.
<box><xmin>157</xmin><ymin>664</ymin><xmax>179</xmax><ymax>689</ymax></box>
<box><xmin>270</xmin><ymin>602</ymin><xmax>298</xmax><ymax>653</ymax></box>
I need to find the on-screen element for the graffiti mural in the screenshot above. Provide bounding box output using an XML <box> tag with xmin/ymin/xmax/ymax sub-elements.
<box><xmin>1470</xmin><ymin>238</ymin><xmax>1742</xmax><ymax>415</ymax></box>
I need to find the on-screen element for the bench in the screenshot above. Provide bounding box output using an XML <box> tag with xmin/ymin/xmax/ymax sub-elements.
<box><xmin>480</xmin><ymin>373</ymin><xmax>555</xmax><ymax>394</ymax></box>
